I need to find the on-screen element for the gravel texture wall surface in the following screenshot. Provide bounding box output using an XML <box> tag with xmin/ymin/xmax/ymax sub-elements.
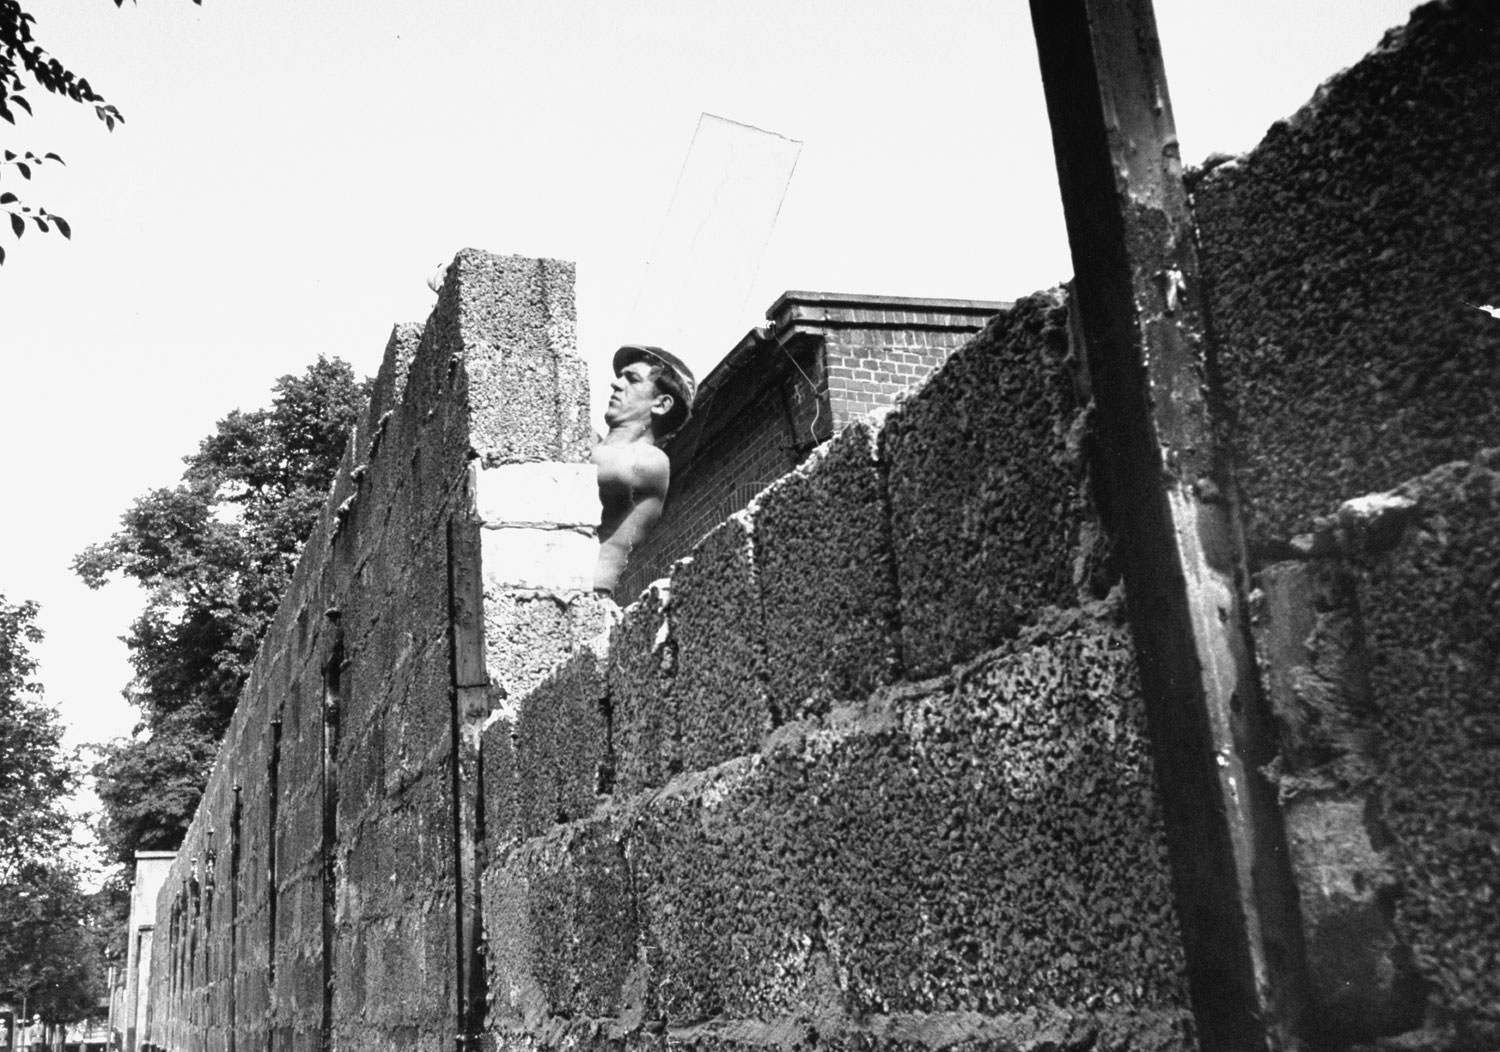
<box><xmin>1351</xmin><ymin>452</ymin><xmax>1500</xmax><ymax>1046</ymax></box>
<box><xmin>143</xmin><ymin>251</ymin><xmax>586</xmax><ymax>1052</ymax></box>
<box><xmin>1193</xmin><ymin>0</ymin><xmax>1500</xmax><ymax>549</ymax></box>
<box><xmin>881</xmin><ymin>290</ymin><xmax>1086</xmax><ymax>678</ymax></box>
<box><xmin>483</xmin><ymin>615</ymin><xmax>1193</xmax><ymax>1052</ymax></box>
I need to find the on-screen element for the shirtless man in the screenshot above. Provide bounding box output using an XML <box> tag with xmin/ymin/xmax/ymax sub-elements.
<box><xmin>592</xmin><ymin>345</ymin><xmax>696</xmax><ymax>596</ymax></box>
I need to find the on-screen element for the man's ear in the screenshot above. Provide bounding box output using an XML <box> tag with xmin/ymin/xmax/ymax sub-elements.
<box><xmin>650</xmin><ymin>392</ymin><xmax>676</xmax><ymax>420</ymax></box>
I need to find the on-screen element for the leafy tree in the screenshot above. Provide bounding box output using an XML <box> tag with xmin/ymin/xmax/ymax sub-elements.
<box><xmin>0</xmin><ymin>860</ymin><xmax>108</xmax><ymax>1027</ymax></box>
<box><xmin>0</xmin><ymin>595</ymin><xmax>76</xmax><ymax>881</ymax></box>
<box><xmin>0</xmin><ymin>596</ymin><xmax>104</xmax><ymax>1026</ymax></box>
<box><xmin>0</xmin><ymin>0</ymin><xmax>200</xmax><ymax>264</ymax></box>
<box><xmin>79</xmin><ymin>356</ymin><xmax>368</xmax><ymax>865</ymax></box>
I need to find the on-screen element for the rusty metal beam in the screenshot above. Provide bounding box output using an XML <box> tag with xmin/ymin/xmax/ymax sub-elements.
<box><xmin>1029</xmin><ymin>3</ymin><xmax>1308</xmax><ymax>1049</ymax></box>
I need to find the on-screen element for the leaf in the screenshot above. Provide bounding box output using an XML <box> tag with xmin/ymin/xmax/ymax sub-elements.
<box><xmin>12</xmin><ymin>95</ymin><xmax>31</xmax><ymax>116</ymax></box>
<box><xmin>54</xmin><ymin>216</ymin><xmax>71</xmax><ymax>240</ymax></box>
<box><xmin>45</xmin><ymin>153</ymin><xmax>63</xmax><ymax>164</ymax></box>
<box><xmin>3</xmin><ymin>151</ymin><xmax>13</xmax><ymax>161</ymax></box>
<box><xmin>0</xmin><ymin>244</ymin><xmax>6</xmax><ymax>265</ymax></box>
<box><xmin>16</xmin><ymin>162</ymin><xmax>30</xmax><ymax>179</ymax></box>
<box><xmin>0</xmin><ymin>192</ymin><xmax>15</xmax><ymax>204</ymax></box>
<box><xmin>10</xmin><ymin>213</ymin><xmax>23</xmax><ymax>238</ymax></box>
<box><xmin>34</xmin><ymin>217</ymin><xmax>49</xmax><ymax>234</ymax></box>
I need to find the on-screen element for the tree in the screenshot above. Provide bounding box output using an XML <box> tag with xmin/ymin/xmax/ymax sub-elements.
<box><xmin>0</xmin><ymin>596</ymin><xmax>104</xmax><ymax>1027</ymax></box>
<box><xmin>79</xmin><ymin>356</ymin><xmax>368</xmax><ymax>865</ymax></box>
<box><xmin>0</xmin><ymin>0</ymin><xmax>200</xmax><ymax>264</ymax></box>
<box><xmin>0</xmin><ymin>860</ymin><xmax>108</xmax><ymax>1027</ymax></box>
<box><xmin>0</xmin><ymin>595</ymin><xmax>76</xmax><ymax>881</ymax></box>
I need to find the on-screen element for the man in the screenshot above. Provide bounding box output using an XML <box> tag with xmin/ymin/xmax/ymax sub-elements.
<box><xmin>593</xmin><ymin>345</ymin><xmax>696</xmax><ymax>596</ymax></box>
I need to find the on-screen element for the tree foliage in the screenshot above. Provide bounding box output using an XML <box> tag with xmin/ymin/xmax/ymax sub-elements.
<box><xmin>80</xmin><ymin>357</ymin><xmax>368</xmax><ymax>865</ymax></box>
<box><xmin>0</xmin><ymin>0</ymin><xmax>200</xmax><ymax>264</ymax></box>
<box><xmin>0</xmin><ymin>596</ymin><xmax>104</xmax><ymax>1025</ymax></box>
<box><xmin>0</xmin><ymin>860</ymin><xmax>109</xmax><ymax>1025</ymax></box>
<box><xmin>0</xmin><ymin>595</ymin><xmax>76</xmax><ymax>882</ymax></box>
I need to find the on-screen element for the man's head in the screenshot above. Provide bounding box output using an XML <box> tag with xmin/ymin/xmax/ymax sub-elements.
<box><xmin>610</xmin><ymin>345</ymin><xmax>696</xmax><ymax>438</ymax></box>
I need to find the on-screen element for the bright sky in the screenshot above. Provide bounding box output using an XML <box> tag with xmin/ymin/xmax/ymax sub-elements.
<box><xmin>1</xmin><ymin>0</ymin><xmax>1418</xmax><ymax>773</ymax></box>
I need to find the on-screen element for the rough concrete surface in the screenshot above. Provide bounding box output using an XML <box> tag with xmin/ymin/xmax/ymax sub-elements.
<box><xmin>1193</xmin><ymin>0</ymin><xmax>1500</xmax><ymax>548</ymax></box>
<box><xmin>141</xmin><ymin>251</ymin><xmax>590</xmax><ymax>1052</ymax></box>
<box><xmin>669</xmin><ymin>512</ymin><xmax>773</xmax><ymax>774</ymax></box>
<box><xmin>484</xmin><ymin>592</ymin><xmax>614</xmax><ymax>719</ymax></box>
<box><xmin>1252</xmin><ymin>560</ymin><xmax>1422</xmax><ymax>1038</ymax></box>
<box><xmin>484</xmin><ymin>813</ymin><xmax>643</xmax><ymax>1028</ymax></box>
<box><xmin>755</xmin><ymin>419</ymin><xmax>901</xmax><ymax>718</ymax></box>
<box><xmin>513</xmin><ymin>649</ymin><xmax>611</xmax><ymax>839</ymax></box>
<box><xmin>1349</xmin><ymin>451</ymin><xmax>1500</xmax><ymax>1047</ymax></box>
<box><xmin>606</xmin><ymin>581</ymin><xmax>678</xmax><ymax>794</ymax></box>
<box><xmin>881</xmin><ymin>291</ymin><xmax>1086</xmax><ymax>678</ymax></box>
<box><xmin>481</xmin><ymin>614</ymin><xmax>1191</xmax><ymax>1048</ymax></box>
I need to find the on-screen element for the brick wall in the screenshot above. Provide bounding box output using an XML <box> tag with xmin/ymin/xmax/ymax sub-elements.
<box><xmin>618</xmin><ymin>293</ymin><xmax>1004</xmax><ymax>600</ymax></box>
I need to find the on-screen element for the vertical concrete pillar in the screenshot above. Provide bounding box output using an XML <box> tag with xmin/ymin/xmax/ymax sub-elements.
<box><xmin>125</xmin><ymin>852</ymin><xmax>176</xmax><ymax>1052</ymax></box>
<box><xmin>424</xmin><ymin>251</ymin><xmax>607</xmax><ymax>1049</ymax></box>
<box><xmin>1029</xmin><ymin>3</ymin><xmax>1308</xmax><ymax>1049</ymax></box>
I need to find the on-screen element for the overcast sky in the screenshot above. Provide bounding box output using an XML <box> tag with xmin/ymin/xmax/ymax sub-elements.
<box><xmin>1</xmin><ymin>0</ymin><xmax>1419</xmax><ymax>771</ymax></box>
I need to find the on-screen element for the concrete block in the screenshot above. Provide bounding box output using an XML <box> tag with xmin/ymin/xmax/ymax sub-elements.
<box><xmin>512</xmin><ymin>651</ymin><xmax>609</xmax><ymax>839</ymax></box>
<box><xmin>1193</xmin><ymin>1</ymin><xmax>1500</xmax><ymax>546</ymax></box>
<box><xmin>606</xmin><ymin>582</ymin><xmax>677</xmax><ymax>794</ymax></box>
<box><xmin>482</xmin><ymin>714</ymin><xmax>521</xmax><ymax>851</ymax></box>
<box><xmin>671</xmin><ymin>513</ymin><xmax>772</xmax><ymax>773</ymax></box>
<box><xmin>642</xmin><ymin>1009</ymin><xmax>1196</xmax><ymax>1052</ymax></box>
<box><xmin>754</xmin><ymin>419</ymin><xmax>900</xmax><ymax>720</ymax></box>
<box><xmin>473</xmin><ymin>461</ymin><xmax>598</xmax><ymax>528</ymax></box>
<box><xmin>629</xmin><ymin>618</ymin><xmax>1188</xmax><ymax>1021</ymax></box>
<box><xmin>426</xmin><ymin>252</ymin><xmax>587</xmax><ymax>465</ymax></box>
<box><xmin>555</xmin><ymin>352</ymin><xmax>597</xmax><ymax>463</ymax></box>
<box><xmin>881</xmin><ymin>291</ymin><xmax>1085</xmax><ymax>679</ymax></box>
<box><xmin>1350</xmin><ymin>450</ymin><xmax>1500</xmax><ymax>1035</ymax></box>
<box><xmin>482</xmin><ymin>524</ymin><xmax>597</xmax><ymax>592</ymax></box>
<box><xmin>482</xmin><ymin>814</ymin><xmax>642</xmax><ymax>1026</ymax></box>
<box><xmin>484</xmin><ymin>592</ymin><xmax>615</xmax><ymax>718</ymax></box>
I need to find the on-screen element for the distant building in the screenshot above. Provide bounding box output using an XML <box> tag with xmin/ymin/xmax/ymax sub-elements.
<box><xmin>123</xmin><ymin>852</ymin><xmax>176</xmax><ymax>1052</ymax></box>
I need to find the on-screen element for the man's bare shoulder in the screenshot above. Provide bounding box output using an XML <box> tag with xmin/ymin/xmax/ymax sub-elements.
<box><xmin>594</xmin><ymin>439</ymin><xmax>669</xmax><ymax>497</ymax></box>
<box><xmin>627</xmin><ymin>442</ymin><xmax>670</xmax><ymax>496</ymax></box>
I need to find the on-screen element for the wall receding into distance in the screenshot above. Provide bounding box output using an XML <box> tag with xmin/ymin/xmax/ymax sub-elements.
<box><xmin>133</xmin><ymin>3</ymin><xmax>1499</xmax><ymax>1050</ymax></box>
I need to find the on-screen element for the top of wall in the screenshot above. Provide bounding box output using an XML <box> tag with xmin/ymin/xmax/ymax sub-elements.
<box><xmin>618</xmin><ymin>291</ymin><xmax>1007</xmax><ymax>598</ymax></box>
<box><xmin>765</xmin><ymin>290</ymin><xmax>1009</xmax><ymax>335</ymax></box>
<box><xmin>1192</xmin><ymin>0</ymin><xmax>1500</xmax><ymax>548</ymax></box>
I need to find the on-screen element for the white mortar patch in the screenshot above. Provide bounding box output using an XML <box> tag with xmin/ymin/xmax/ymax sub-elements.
<box><xmin>482</xmin><ymin>525</ymin><xmax>597</xmax><ymax>591</ymax></box>
<box><xmin>473</xmin><ymin>461</ymin><xmax>598</xmax><ymax>528</ymax></box>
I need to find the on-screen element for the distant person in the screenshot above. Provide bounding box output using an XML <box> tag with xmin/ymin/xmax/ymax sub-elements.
<box><xmin>593</xmin><ymin>345</ymin><xmax>696</xmax><ymax>596</ymax></box>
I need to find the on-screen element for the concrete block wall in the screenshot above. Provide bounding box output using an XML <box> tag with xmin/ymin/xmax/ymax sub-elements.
<box><xmin>480</xmin><ymin>291</ymin><xmax>1197</xmax><ymax>1051</ymax></box>
<box><xmin>134</xmin><ymin>7</ymin><xmax>1500</xmax><ymax>1047</ymax></box>
<box><xmin>1191</xmin><ymin>1</ymin><xmax>1500</xmax><ymax>1045</ymax></box>
<box><xmin>1192</xmin><ymin>0</ymin><xmax>1500</xmax><ymax>550</ymax></box>
<box><xmin>1251</xmin><ymin>453</ymin><xmax>1500</xmax><ymax>1049</ymax></box>
<box><xmin>619</xmin><ymin>294</ymin><xmax>1003</xmax><ymax>601</ymax></box>
<box><xmin>141</xmin><ymin>250</ymin><xmax>592</xmax><ymax>1052</ymax></box>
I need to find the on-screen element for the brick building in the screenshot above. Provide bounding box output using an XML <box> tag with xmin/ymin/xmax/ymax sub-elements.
<box><xmin>617</xmin><ymin>290</ymin><xmax>1006</xmax><ymax>598</ymax></box>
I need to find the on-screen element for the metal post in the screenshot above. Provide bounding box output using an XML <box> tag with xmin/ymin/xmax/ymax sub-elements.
<box><xmin>1028</xmin><ymin>2</ymin><xmax>1309</xmax><ymax>1048</ymax></box>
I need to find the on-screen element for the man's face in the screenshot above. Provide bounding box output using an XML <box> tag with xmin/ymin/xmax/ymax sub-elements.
<box><xmin>605</xmin><ymin>361</ymin><xmax>670</xmax><ymax>429</ymax></box>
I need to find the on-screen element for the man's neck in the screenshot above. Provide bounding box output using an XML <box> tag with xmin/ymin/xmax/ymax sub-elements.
<box><xmin>601</xmin><ymin>419</ymin><xmax>657</xmax><ymax>447</ymax></box>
